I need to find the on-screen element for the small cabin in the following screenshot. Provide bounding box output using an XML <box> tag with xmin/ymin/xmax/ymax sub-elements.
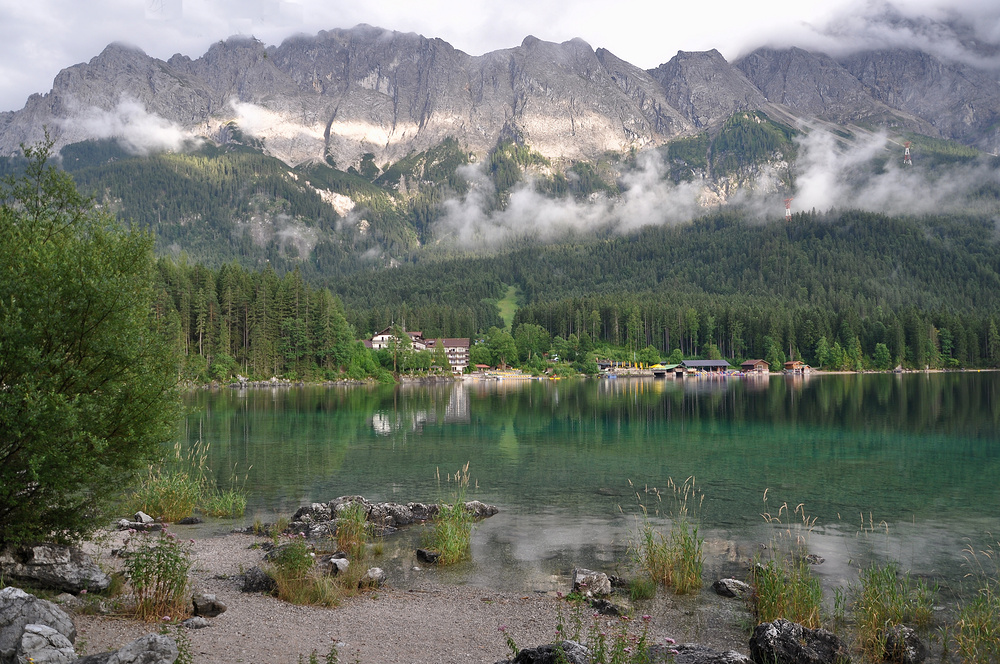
<box><xmin>783</xmin><ymin>360</ymin><xmax>811</xmax><ymax>374</ymax></box>
<box><xmin>741</xmin><ymin>359</ymin><xmax>770</xmax><ymax>374</ymax></box>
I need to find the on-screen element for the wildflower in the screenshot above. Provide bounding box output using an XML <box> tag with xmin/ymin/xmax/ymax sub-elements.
<box><xmin>162</xmin><ymin>616</ymin><xmax>171</xmax><ymax>622</ymax></box>
<box><xmin>498</xmin><ymin>625</ymin><xmax>507</xmax><ymax>633</ymax></box>
<box><xmin>189</xmin><ymin>539</ymin><xmax>195</xmax><ymax>544</ymax></box>
<box><xmin>669</xmin><ymin>649</ymin><xmax>680</xmax><ymax>656</ymax></box>
<box><xmin>80</xmin><ymin>589</ymin><xmax>87</xmax><ymax>595</ymax></box>
<box><xmin>663</xmin><ymin>637</ymin><xmax>676</xmax><ymax>645</ymax></box>
<box><xmin>641</xmin><ymin>614</ymin><xmax>651</xmax><ymax>622</ymax></box>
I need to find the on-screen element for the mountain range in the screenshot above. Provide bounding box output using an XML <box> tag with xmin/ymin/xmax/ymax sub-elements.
<box><xmin>2</xmin><ymin>23</ymin><xmax>998</xmax><ymax>169</ymax></box>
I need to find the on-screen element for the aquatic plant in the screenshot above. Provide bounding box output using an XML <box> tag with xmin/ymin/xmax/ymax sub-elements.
<box><xmin>953</xmin><ymin>541</ymin><xmax>1000</xmax><ymax>663</ymax></box>
<box><xmin>628</xmin><ymin>477</ymin><xmax>704</xmax><ymax>595</ymax></box>
<box><xmin>852</xmin><ymin>560</ymin><xmax>937</xmax><ymax>660</ymax></box>
<box><xmin>746</xmin><ymin>492</ymin><xmax>822</xmax><ymax>628</ymax></box>
<box><xmin>425</xmin><ymin>463</ymin><xmax>476</xmax><ymax>565</ymax></box>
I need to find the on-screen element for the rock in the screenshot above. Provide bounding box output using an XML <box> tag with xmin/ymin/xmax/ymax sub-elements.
<box><xmin>191</xmin><ymin>592</ymin><xmax>226</xmax><ymax>617</ymax></box>
<box><xmin>133</xmin><ymin>511</ymin><xmax>154</xmax><ymax>524</ymax></box>
<box><xmin>589</xmin><ymin>598</ymin><xmax>625</xmax><ymax>616</ymax></box>
<box><xmin>182</xmin><ymin>617</ymin><xmax>210</xmax><ymax>629</ymax></box>
<box><xmin>115</xmin><ymin>520</ymin><xmax>163</xmax><ymax>533</ymax></box>
<box><xmin>803</xmin><ymin>554</ymin><xmax>825</xmax><ymax>565</ymax></box>
<box><xmin>240</xmin><ymin>567</ymin><xmax>276</xmax><ymax>594</ymax></box>
<box><xmin>416</xmin><ymin>549</ymin><xmax>441</xmax><ymax>564</ymax></box>
<box><xmin>884</xmin><ymin>625</ymin><xmax>927</xmax><ymax>664</ymax></box>
<box><xmin>74</xmin><ymin>633</ymin><xmax>178</xmax><ymax>664</ymax></box>
<box><xmin>670</xmin><ymin>643</ymin><xmax>752</xmax><ymax>663</ymax></box>
<box><xmin>505</xmin><ymin>640</ymin><xmax>589</xmax><ymax>664</ymax></box>
<box><xmin>0</xmin><ymin>544</ymin><xmax>110</xmax><ymax>594</ymax></box>
<box><xmin>176</xmin><ymin>516</ymin><xmax>203</xmax><ymax>525</ymax></box>
<box><xmin>571</xmin><ymin>568</ymin><xmax>611</xmax><ymax>598</ymax></box>
<box><xmin>0</xmin><ymin>587</ymin><xmax>76</xmax><ymax>662</ymax></box>
<box><xmin>712</xmin><ymin>578</ymin><xmax>752</xmax><ymax>599</ymax></box>
<box><xmin>16</xmin><ymin>624</ymin><xmax>76</xmax><ymax>664</ymax></box>
<box><xmin>316</xmin><ymin>555</ymin><xmax>349</xmax><ymax>577</ymax></box>
<box><xmin>359</xmin><ymin>568</ymin><xmax>386</xmax><ymax>589</ymax></box>
<box><xmin>465</xmin><ymin>500</ymin><xmax>500</xmax><ymax>518</ymax></box>
<box><xmin>748</xmin><ymin>619</ymin><xmax>851</xmax><ymax>664</ymax></box>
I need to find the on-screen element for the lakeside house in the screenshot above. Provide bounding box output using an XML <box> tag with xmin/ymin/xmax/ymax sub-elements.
<box><xmin>741</xmin><ymin>359</ymin><xmax>770</xmax><ymax>374</ymax></box>
<box><xmin>680</xmin><ymin>359</ymin><xmax>733</xmax><ymax>375</ymax></box>
<box><xmin>365</xmin><ymin>327</ymin><xmax>470</xmax><ymax>374</ymax></box>
<box><xmin>783</xmin><ymin>360</ymin><xmax>811</xmax><ymax>374</ymax></box>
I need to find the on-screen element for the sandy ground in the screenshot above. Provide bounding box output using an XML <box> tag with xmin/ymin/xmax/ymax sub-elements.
<box><xmin>70</xmin><ymin>531</ymin><xmax>750</xmax><ymax>664</ymax></box>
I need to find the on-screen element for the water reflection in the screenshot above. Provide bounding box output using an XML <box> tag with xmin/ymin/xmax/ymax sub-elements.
<box><xmin>182</xmin><ymin>373</ymin><xmax>1000</xmax><ymax>595</ymax></box>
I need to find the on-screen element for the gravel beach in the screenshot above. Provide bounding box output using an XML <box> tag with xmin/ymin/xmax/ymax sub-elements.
<box><xmin>72</xmin><ymin>531</ymin><xmax>750</xmax><ymax>664</ymax></box>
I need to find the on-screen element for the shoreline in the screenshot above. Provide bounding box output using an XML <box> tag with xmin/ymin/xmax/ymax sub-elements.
<box><xmin>73</xmin><ymin>531</ymin><xmax>749</xmax><ymax>664</ymax></box>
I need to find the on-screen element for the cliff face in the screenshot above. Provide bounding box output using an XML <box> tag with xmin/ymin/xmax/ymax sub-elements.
<box><xmin>2</xmin><ymin>25</ymin><xmax>999</xmax><ymax>165</ymax></box>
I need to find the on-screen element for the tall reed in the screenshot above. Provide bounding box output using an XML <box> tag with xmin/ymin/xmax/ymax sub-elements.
<box><xmin>628</xmin><ymin>476</ymin><xmax>704</xmax><ymax>595</ymax></box>
<box><xmin>425</xmin><ymin>463</ymin><xmax>476</xmax><ymax>565</ymax></box>
<box><xmin>746</xmin><ymin>491</ymin><xmax>823</xmax><ymax>628</ymax></box>
<box><xmin>953</xmin><ymin>541</ymin><xmax>1000</xmax><ymax>663</ymax></box>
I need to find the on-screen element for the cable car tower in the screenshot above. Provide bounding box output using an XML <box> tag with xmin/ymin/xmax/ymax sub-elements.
<box><xmin>903</xmin><ymin>141</ymin><xmax>912</xmax><ymax>166</ymax></box>
<box><xmin>784</xmin><ymin>197</ymin><xmax>793</xmax><ymax>221</ymax></box>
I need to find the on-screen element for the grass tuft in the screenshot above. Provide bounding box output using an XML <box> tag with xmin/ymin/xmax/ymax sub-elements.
<box><xmin>746</xmin><ymin>491</ymin><xmax>823</xmax><ymax>628</ymax></box>
<box><xmin>953</xmin><ymin>541</ymin><xmax>1000</xmax><ymax>663</ymax></box>
<box><xmin>628</xmin><ymin>476</ymin><xmax>704</xmax><ymax>595</ymax></box>
<box><xmin>424</xmin><ymin>463</ymin><xmax>476</xmax><ymax>565</ymax></box>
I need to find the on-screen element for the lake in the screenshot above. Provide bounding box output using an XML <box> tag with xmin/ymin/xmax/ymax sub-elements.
<box><xmin>180</xmin><ymin>372</ymin><xmax>1000</xmax><ymax>601</ymax></box>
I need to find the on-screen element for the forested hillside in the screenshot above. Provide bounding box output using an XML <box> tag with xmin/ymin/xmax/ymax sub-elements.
<box><xmin>331</xmin><ymin>210</ymin><xmax>1000</xmax><ymax>370</ymax></box>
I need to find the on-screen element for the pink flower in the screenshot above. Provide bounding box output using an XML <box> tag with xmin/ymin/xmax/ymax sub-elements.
<box><xmin>79</xmin><ymin>589</ymin><xmax>87</xmax><ymax>595</ymax></box>
<box><xmin>642</xmin><ymin>614</ymin><xmax>651</xmax><ymax>622</ymax></box>
<box><xmin>664</xmin><ymin>637</ymin><xmax>676</xmax><ymax>645</ymax></box>
<box><xmin>498</xmin><ymin>625</ymin><xmax>507</xmax><ymax>633</ymax></box>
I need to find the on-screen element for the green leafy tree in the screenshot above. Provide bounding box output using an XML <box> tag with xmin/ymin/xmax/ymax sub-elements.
<box><xmin>486</xmin><ymin>327</ymin><xmax>518</xmax><ymax>369</ymax></box>
<box><xmin>0</xmin><ymin>139</ymin><xmax>180</xmax><ymax>546</ymax></box>
<box><xmin>873</xmin><ymin>343</ymin><xmax>892</xmax><ymax>370</ymax></box>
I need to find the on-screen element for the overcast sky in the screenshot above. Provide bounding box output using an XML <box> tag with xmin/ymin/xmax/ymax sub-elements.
<box><xmin>1</xmin><ymin>0</ymin><xmax>999</xmax><ymax>112</ymax></box>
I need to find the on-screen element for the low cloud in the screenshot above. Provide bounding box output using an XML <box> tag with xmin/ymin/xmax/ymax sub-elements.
<box><xmin>60</xmin><ymin>97</ymin><xmax>201</xmax><ymax>155</ymax></box>
<box><xmin>431</xmin><ymin>128</ymin><xmax>1000</xmax><ymax>248</ymax></box>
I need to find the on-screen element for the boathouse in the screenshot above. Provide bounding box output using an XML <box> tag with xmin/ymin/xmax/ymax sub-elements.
<box><xmin>680</xmin><ymin>360</ymin><xmax>733</xmax><ymax>374</ymax></box>
<box><xmin>741</xmin><ymin>359</ymin><xmax>770</xmax><ymax>374</ymax></box>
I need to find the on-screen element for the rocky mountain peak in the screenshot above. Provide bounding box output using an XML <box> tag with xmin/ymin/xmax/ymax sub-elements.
<box><xmin>649</xmin><ymin>49</ymin><xmax>766</xmax><ymax>128</ymax></box>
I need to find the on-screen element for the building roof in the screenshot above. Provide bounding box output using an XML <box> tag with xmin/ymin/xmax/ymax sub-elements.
<box><xmin>681</xmin><ymin>360</ymin><xmax>733</xmax><ymax>368</ymax></box>
<box><xmin>741</xmin><ymin>359</ymin><xmax>768</xmax><ymax>367</ymax></box>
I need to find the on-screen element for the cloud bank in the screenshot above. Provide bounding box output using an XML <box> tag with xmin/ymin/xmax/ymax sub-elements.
<box><xmin>431</xmin><ymin>129</ymin><xmax>1000</xmax><ymax>248</ymax></box>
<box><xmin>59</xmin><ymin>98</ymin><xmax>201</xmax><ymax>155</ymax></box>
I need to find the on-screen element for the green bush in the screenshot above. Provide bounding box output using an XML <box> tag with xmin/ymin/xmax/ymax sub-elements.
<box><xmin>122</xmin><ymin>529</ymin><xmax>192</xmax><ymax>621</ymax></box>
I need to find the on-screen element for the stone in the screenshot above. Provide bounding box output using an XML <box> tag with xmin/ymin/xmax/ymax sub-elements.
<box><xmin>465</xmin><ymin>500</ymin><xmax>500</xmax><ymax>518</ymax></box>
<box><xmin>74</xmin><ymin>634</ymin><xmax>178</xmax><ymax>664</ymax></box>
<box><xmin>359</xmin><ymin>568</ymin><xmax>386</xmax><ymax>589</ymax></box>
<box><xmin>182</xmin><ymin>616</ymin><xmax>210</xmax><ymax>629</ymax></box>
<box><xmin>504</xmin><ymin>640</ymin><xmax>589</xmax><ymax>664</ymax></box>
<box><xmin>884</xmin><ymin>625</ymin><xmax>927</xmax><ymax>664</ymax></box>
<box><xmin>191</xmin><ymin>592</ymin><xmax>226</xmax><ymax>617</ymax></box>
<box><xmin>316</xmin><ymin>555</ymin><xmax>349</xmax><ymax>577</ymax></box>
<box><xmin>240</xmin><ymin>567</ymin><xmax>276</xmax><ymax>594</ymax></box>
<box><xmin>176</xmin><ymin>516</ymin><xmax>203</xmax><ymax>525</ymax></box>
<box><xmin>16</xmin><ymin>624</ymin><xmax>76</xmax><ymax>664</ymax></box>
<box><xmin>0</xmin><ymin>587</ymin><xmax>76</xmax><ymax>662</ymax></box>
<box><xmin>748</xmin><ymin>619</ymin><xmax>851</xmax><ymax>664</ymax></box>
<box><xmin>670</xmin><ymin>644</ymin><xmax>752</xmax><ymax>663</ymax></box>
<box><xmin>712</xmin><ymin>578</ymin><xmax>752</xmax><ymax>599</ymax></box>
<box><xmin>589</xmin><ymin>598</ymin><xmax>624</xmax><ymax>616</ymax></box>
<box><xmin>134</xmin><ymin>511</ymin><xmax>154</xmax><ymax>524</ymax></box>
<box><xmin>0</xmin><ymin>544</ymin><xmax>110</xmax><ymax>594</ymax></box>
<box><xmin>416</xmin><ymin>549</ymin><xmax>440</xmax><ymax>564</ymax></box>
<box><xmin>571</xmin><ymin>568</ymin><xmax>611</xmax><ymax>598</ymax></box>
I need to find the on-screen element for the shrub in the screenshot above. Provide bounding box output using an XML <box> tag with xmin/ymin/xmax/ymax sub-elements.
<box><xmin>0</xmin><ymin>138</ymin><xmax>180</xmax><ymax>547</ymax></box>
<box><xmin>122</xmin><ymin>529</ymin><xmax>192</xmax><ymax>621</ymax></box>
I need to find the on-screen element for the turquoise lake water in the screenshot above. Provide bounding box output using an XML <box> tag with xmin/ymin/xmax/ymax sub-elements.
<box><xmin>180</xmin><ymin>372</ymin><xmax>1000</xmax><ymax>597</ymax></box>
